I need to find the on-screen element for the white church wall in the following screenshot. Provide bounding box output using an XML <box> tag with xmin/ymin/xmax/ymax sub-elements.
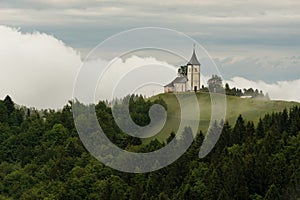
<box><xmin>174</xmin><ymin>83</ymin><xmax>185</xmax><ymax>92</ymax></box>
<box><xmin>164</xmin><ymin>86</ymin><xmax>174</xmax><ymax>93</ymax></box>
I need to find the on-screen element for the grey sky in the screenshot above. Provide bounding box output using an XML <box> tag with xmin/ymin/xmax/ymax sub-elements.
<box><xmin>1</xmin><ymin>0</ymin><xmax>299</xmax><ymax>80</ymax></box>
<box><xmin>1</xmin><ymin>0</ymin><xmax>300</xmax><ymax>49</ymax></box>
<box><xmin>0</xmin><ymin>0</ymin><xmax>300</xmax><ymax>108</ymax></box>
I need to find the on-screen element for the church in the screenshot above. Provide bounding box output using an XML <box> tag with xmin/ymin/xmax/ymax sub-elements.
<box><xmin>164</xmin><ymin>47</ymin><xmax>201</xmax><ymax>93</ymax></box>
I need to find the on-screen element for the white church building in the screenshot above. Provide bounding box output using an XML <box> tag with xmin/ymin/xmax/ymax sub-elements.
<box><xmin>164</xmin><ymin>48</ymin><xmax>201</xmax><ymax>93</ymax></box>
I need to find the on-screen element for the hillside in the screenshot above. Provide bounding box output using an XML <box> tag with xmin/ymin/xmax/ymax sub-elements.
<box><xmin>1</xmin><ymin>95</ymin><xmax>300</xmax><ymax>199</ymax></box>
<box><xmin>147</xmin><ymin>92</ymin><xmax>300</xmax><ymax>142</ymax></box>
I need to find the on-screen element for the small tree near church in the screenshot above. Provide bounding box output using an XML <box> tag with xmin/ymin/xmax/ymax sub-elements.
<box><xmin>207</xmin><ymin>75</ymin><xmax>223</xmax><ymax>93</ymax></box>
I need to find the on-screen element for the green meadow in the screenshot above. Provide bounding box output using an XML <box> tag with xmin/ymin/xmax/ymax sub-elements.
<box><xmin>146</xmin><ymin>92</ymin><xmax>300</xmax><ymax>143</ymax></box>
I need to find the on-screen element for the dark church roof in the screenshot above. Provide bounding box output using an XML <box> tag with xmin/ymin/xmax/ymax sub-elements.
<box><xmin>188</xmin><ymin>48</ymin><xmax>200</xmax><ymax>65</ymax></box>
<box><xmin>173</xmin><ymin>76</ymin><xmax>188</xmax><ymax>83</ymax></box>
<box><xmin>164</xmin><ymin>82</ymin><xmax>174</xmax><ymax>87</ymax></box>
<box><xmin>164</xmin><ymin>76</ymin><xmax>188</xmax><ymax>87</ymax></box>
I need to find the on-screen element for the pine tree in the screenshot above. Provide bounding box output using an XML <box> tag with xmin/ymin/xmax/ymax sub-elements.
<box><xmin>256</xmin><ymin>118</ymin><xmax>264</xmax><ymax>139</ymax></box>
<box><xmin>4</xmin><ymin>95</ymin><xmax>15</xmax><ymax>116</ymax></box>
<box><xmin>264</xmin><ymin>184</ymin><xmax>280</xmax><ymax>200</ymax></box>
<box><xmin>231</xmin><ymin>115</ymin><xmax>246</xmax><ymax>145</ymax></box>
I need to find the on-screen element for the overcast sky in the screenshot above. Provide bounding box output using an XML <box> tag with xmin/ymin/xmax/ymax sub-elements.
<box><xmin>1</xmin><ymin>0</ymin><xmax>300</xmax><ymax>108</ymax></box>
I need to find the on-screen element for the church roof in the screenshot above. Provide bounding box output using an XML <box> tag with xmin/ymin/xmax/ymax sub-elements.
<box><xmin>164</xmin><ymin>82</ymin><xmax>174</xmax><ymax>87</ymax></box>
<box><xmin>188</xmin><ymin>48</ymin><xmax>200</xmax><ymax>65</ymax></box>
<box><xmin>173</xmin><ymin>76</ymin><xmax>188</xmax><ymax>83</ymax></box>
<box><xmin>164</xmin><ymin>76</ymin><xmax>188</xmax><ymax>87</ymax></box>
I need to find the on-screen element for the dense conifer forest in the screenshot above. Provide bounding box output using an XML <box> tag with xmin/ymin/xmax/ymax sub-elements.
<box><xmin>0</xmin><ymin>95</ymin><xmax>299</xmax><ymax>199</ymax></box>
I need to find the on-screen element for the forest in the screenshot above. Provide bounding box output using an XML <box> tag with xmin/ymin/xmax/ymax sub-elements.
<box><xmin>0</xmin><ymin>95</ymin><xmax>300</xmax><ymax>199</ymax></box>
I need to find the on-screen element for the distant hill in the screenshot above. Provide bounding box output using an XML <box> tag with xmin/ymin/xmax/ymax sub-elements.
<box><xmin>146</xmin><ymin>92</ymin><xmax>300</xmax><ymax>143</ymax></box>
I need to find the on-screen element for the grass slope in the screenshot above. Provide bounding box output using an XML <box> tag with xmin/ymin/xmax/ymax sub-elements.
<box><xmin>146</xmin><ymin>92</ymin><xmax>300</xmax><ymax>143</ymax></box>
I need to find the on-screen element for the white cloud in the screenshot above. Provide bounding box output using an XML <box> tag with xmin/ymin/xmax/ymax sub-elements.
<box><xmin>226</xmin><ymin>77</ymin><xmax>300</xmax><ymax>102</ymax></box>
<box><xmin>0</xmin><ymin>25</ymin><xmax>179</xmax><ymax>108</ymax></box>
<box><xmin>2</xmin><ymin>0</ymin><xmax>300</xmax><ymax>65</ymax></box>
<box><xmin>74</xmin><ymin>55</ymin><xmax>178</xmax><ymax>104</ymax></box>
<box><xmin>0</xmin><ymin>25</ymin><xmax>81</xmax><ymax>108</ymax></box>
<box><xmin>95</xmin><ymin>56</ymin><xmax>177</xmax><ymax>101</ymax></box>
<box><xmin>1</xmin><ymin>25</ymin><xmax>299</xmax><ymax>109</ymax></box>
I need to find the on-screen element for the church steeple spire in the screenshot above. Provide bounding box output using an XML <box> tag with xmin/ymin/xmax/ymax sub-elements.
<box><xmin>188</xmin><ymin>44</ymin><xmax>200</xmax><ymax>65</ymax></box>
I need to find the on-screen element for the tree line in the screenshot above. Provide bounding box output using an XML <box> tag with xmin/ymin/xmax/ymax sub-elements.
<box><xmin>202</xmin><ymin>75</ymin><xmax>269</xmax><ymax>99</ymax></box>
<box><xmin>0</xmin><ymin>95</ymin><xmax>299</xmax><ymax>199</ymax></box>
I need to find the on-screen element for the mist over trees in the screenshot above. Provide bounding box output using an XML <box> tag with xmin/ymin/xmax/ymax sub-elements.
<box><xmin>204</xmin><ymin>75</ymin><xmax>270</xmax><ymax>100</ymax></box>
<box><xmin>0</xmin><ymin>95</ymin><xmax>299</xmax><ymax>199</ymax></box>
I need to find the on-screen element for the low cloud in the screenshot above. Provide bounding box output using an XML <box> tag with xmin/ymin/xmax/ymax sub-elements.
<box><xmin>0</xmin><ymin>25</ymin><xmax>299</xmax><ymax>109</ymax></box>
<box><xmin>0</xmin><ymin>25</ymin><xmax>81</xmax><ymax>108</ymax></box>
<box><xmin>0</xmin><ymin>26</ymin><xmax>178</xmax><ymax>108</ymax></box>
<box><xmin>225</xmin><ymin>77</ymin><xmax>300</xmax><ymax>102</ymax></box>
<box><xmin>75</xmin><ymin>56</ymin><xmax>178</xmax><ymax>104</ymax></box>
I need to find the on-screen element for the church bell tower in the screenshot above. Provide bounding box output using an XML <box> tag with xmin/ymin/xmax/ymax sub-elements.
<box><xmin>187</xmin><ymin>45</ymin><xmax>201</xmax><ymax>92</ymax></box>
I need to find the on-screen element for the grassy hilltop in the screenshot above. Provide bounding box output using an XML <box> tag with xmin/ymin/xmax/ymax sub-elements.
<box><xmin>147</xmin><ymin>92</ymin><xmax>300</xmax><ymax>142</ymax></box>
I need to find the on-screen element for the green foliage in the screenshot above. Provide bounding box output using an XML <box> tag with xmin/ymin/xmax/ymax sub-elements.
<box><xmin>178</xmin><ymin>65</ymin><xmax>187</xmax><ymax>77</ymax></box>
<box><xmin>149</xmin><ymin>92</ymin><xmax>299</xmax><ymax>142</ymax></box>
<box><xmin>264</xmin><ymin>184</ymin><xmax>280</xmax><ymax>200</ymax></box>
<box><xmin>4</xmin><ymin>96</ymin><xmax>15</xmax><ymax>116</ymax></box>
<box><xmin>0</xmin><ymin>101</ymin><xmax>8</xmax><ymax>123</ymax></box>
<box><xmin>0</xmin><ymin>96</ymin><xmax>299</xmax><ymax>199</ymax></box>
<box><xmin>207</xmin><ymin>74</ymin><xmax>223</xmax><ymax>93</ymax></box>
